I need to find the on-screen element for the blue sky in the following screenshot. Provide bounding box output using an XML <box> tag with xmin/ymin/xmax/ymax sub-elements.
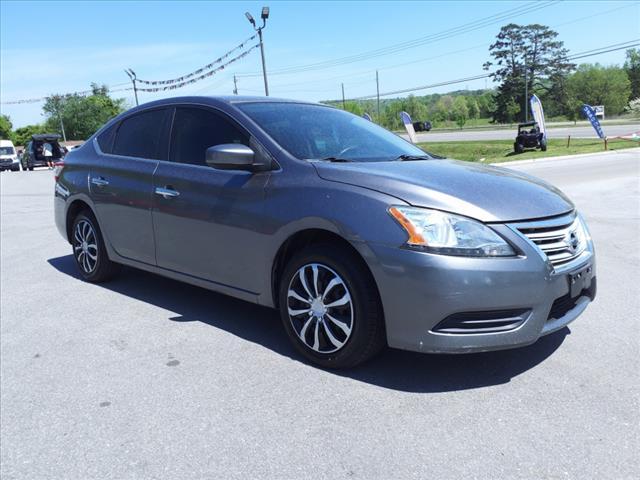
<box><xmin>1</xmin><ymin>0</ymin><xmax>638</xmax><ymax>127</ymax></box>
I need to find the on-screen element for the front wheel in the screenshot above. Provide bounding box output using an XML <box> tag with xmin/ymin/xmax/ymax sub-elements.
<box><xmin>278</xmin><ymin>244</ymin><xmax>385</xmax><ymax>369</ymax></box>
<box><xmin>71</xmin><ymin>211</ymin><xmax>120</xmax><ymax>282</ymax></box>
<box><xmin>540</xmin><ymin>138</ymin><xmax>547</xmax><ymax>151</ymax></box>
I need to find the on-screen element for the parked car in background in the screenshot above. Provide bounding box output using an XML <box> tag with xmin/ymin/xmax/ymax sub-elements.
<box><xmin>21</xmin><ymin>134</ymin><xmax>64</xmax><ymax>170</ymax></box>
<box><xmin>413</xmin><ymin>120</ymin><xmax>432</xmax><ymax>132</ymax></box>
<box><xmin>54</xmin><ymin>96</ymin><xmax>596</xmax><ymax>369</ymax></box>
<box><xmin>0</xmin><ymin>139</ymin><xmax>20</xmax><ymax>171</ymax></box>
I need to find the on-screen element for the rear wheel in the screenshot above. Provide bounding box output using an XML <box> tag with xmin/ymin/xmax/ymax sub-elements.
<box><xmin>71</xmin><ymin>211</ymin><xmax>120</xmax><ymax>283</ymax></box>
<box><xmin>278</xmin><ymin>244</ymin><xmax>385</xmax><ymax>369</ymax></box>
<box><xmin>540</xmin><ymin>138</ymin><xmax>547</xmax><ymax>151</ymax></box>
<box><xmin>28</xmin><ymin>167</ymin><xmax>34</xmax><ymax>171</ymax></box>
<box><xmin>514</xmin><ymin>142</ymin><xmax>524</xmax><ymax>154</ymax></box>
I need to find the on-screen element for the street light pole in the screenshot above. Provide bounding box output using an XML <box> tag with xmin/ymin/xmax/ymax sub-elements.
<box><xmin>246</xmin><ymin>7</ymin><xmax>270</xmax><ymax>96</ymax></box>
<box><xmin>125</xmin><ymin>69</ymin><xmax>139</xmax><ymax>106</ymax></box>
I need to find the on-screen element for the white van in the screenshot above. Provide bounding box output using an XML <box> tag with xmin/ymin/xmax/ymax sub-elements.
<box><xmin>0</xmin><ymin>139</ymin><xmax>20</xmax><ymax>172</ymax></box>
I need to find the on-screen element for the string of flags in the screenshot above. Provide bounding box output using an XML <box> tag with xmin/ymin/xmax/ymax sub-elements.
<box><xmin>135</xmin><ymin>44</ymin><xmax>260</xmax><ymax>92</ymax></box>
<box><xmin>1</xmin><ymin>86</ymin><xmax>132</xmax><ymax>105</ymax></box>
<box><xmin>1</xmin><ymin>35</ymin><xmax>258</xmax><ymax>104</ymax></box>
<box><xmin>135</xmin><ymin>34</ymin><xmax>257</xmax><ymax>86</ymax></box>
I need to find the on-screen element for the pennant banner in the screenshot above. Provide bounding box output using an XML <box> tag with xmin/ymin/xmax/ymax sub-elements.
<box><xmin>136</xmin><ymin>44</ymin><xmax>260</xmax><ymax>92</ymax></box>
<box><xmin>136</xmin><ymin>34</ymin><xmax>257</xmax><ymax>86</ymax></box>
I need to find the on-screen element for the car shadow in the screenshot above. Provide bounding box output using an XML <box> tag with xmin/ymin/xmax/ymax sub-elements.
<box><xmin>48</xmin><ymin>254</ymin><xmax>569</xmax><ymax>393</ymax></box>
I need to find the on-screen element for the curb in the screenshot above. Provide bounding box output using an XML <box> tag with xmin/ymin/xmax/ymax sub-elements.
<box><xmin>490</xmin><ymin>148</ymin><xmax>638</xmax><ymax>167</ymax></box>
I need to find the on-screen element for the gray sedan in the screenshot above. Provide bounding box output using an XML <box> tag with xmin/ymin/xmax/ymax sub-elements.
<box><xmin>54</xmin><ymin>96</ymin><xmax>596</xmax><ymax>368</ymax></box>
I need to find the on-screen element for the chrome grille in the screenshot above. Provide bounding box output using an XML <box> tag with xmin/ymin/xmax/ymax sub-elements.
<box><xmin>517</xmin><ymin>216</ymin><xmax>586</xmax><ymax>267</ymax></box>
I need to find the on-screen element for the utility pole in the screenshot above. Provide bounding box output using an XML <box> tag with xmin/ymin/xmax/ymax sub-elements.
<box><xmin>245</xmin><ymin>7</ymin><xmax>270</xmax><ymax>96</ymax></box>
<box><xmin>524</xmin><ymin>59</ymin><xmax>528</xmax><ymax>122</ymax></box>
<box><xmin>53</xmin><ymin>95</ymin><xmax>66</xmax><ymax>142</ymax></box>
<box><xmin>341</xmin><ymin>83</ymin><xmax>345</xmax><ymax>109</ymax></box>
<box><xmin>125</xmin><ymin>69</ymin><xmax>139</xmax><ymax>106</ymax></box>
<box><xmin>233</xmin><ymin>75</ymin><xmax>238</xmax><ymax>95</ymax></box>
<box><xmin>59</xmin><ymin>111</ymin><xmax>66</xmax><ymax>142</ymax></box>
<box><xmin>376</xmin><ymin>70</ymin><xmax>380</xmax><ymax>122</ymax></box>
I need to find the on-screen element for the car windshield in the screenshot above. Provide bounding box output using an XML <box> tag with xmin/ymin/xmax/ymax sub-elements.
<box><xmin>237</xmin><ymin>102</ymin><xmax>431</xmax><ymax>162</ymax></box>
<box><xmin>0</xmin><ymin>147</ymin><xmax>15</xmax><ymax>155</ymax></box>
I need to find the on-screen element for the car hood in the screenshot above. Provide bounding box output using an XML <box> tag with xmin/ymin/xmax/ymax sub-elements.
<box><xmin>313</xmin><ymin>159</ymin><xmax>574</xmax><ymax>223</ymax></box>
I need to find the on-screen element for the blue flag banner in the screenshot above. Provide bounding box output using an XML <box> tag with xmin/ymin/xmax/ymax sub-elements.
<box><xmin>529</xmin><ymin>95</ymin><xmax>547</xmax><ymax>140</ymax></box>
<box><xmin>582</xmin><ymin>104</ymin><xmax>605</xmax><ymax>139</ymax></box>
<box><xmin>400</xmin><ymin>111</ymin><xmax>417</xmax><ymax>144</ymax></box>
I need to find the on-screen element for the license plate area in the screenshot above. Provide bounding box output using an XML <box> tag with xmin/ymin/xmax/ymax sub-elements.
<box><xmin>569</xmin><ymin>264</ymin><xmax>593</xmax><ymax>298</ymax></box>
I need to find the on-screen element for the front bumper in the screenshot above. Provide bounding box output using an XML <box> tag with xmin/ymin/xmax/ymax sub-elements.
<box><xmin>0</xmin><ymin>160</ymin><xmax>19</xmax><ymax>170</ymax></box>
<box><xmin>364</xmin><ymin>215</ymin><xmax>596</xmax><ymax>354</ymax></box>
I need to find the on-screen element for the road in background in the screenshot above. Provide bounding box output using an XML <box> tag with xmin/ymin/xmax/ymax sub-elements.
<box><xmin>1</xmin><ymin>150</ymin><xmax>639</xmax><ymax>479</ymax></box>
<box><xmin>413</xmin><ymin>123</ymin><xmax>639</xmax><ymax>142</ymax></box>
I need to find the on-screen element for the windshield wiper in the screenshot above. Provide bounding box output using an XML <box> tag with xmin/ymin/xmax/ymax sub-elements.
<box><xmin>395</xmin><ymin>154</ymin><xmax>432</xmax><ymax>161</ymax></box>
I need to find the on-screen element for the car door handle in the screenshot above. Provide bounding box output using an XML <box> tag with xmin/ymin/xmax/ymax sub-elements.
<box><xmin>91</xmin><ymin>177</ymin><xmax>109</xmax><ymax>187</ymax></box>
<box><xmin>155</xmin><ymin>186</ymin><xmax>180</xmax><ymax>199</ymax></box>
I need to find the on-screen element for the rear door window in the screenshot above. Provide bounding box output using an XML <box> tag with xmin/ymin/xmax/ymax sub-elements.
<box><xmin>113</xmin><ymin>108</ymin><xmax>171</xmax><ymax>160</ymax></box>
<box><xmin>97</xmin><ymin>122</ymin><xmax>118</xmax><ymax>154</ymax></box>
<box><xmin>169</xmin><ymin>107</ymin><xmax>249</xmax><ymax>166</ymax></box>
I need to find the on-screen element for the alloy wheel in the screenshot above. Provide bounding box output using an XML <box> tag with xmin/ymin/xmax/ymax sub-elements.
<box><xmin>286</xmin><ymin>263</ymin><xmax>354</xmax><ymax>354</ymax></box>
<box><xmin>73</xmin><ymin>219</ymin><xmax>98</xmax><ymax>274</ymax></box>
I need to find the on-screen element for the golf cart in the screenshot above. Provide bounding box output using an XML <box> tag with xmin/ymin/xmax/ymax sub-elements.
<box><xmin>514</xmin><ymin>121</ymin><xmax>546</xmax><ymax>154</ymax></box>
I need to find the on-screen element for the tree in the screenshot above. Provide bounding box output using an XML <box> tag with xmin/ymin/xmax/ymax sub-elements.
<box><xmin>624</xmin><ymin>48</ymin><xmax>640</xmax><ymax>99</ymax></box>
<box><xmin>467</xmin><ymin>98</ymin><xmax>480</xmax><ymax>123</ymax></box>
<box><xmin>0</xmin><ymin>115</ymin><xmax>13</xmax><ymax>140</ymax></box>
<box><xmin>626</xmin><ymin>98</ymin><xmax>640</xmax><ymax>116</ymax></box>
<box><xmin>12</xmin><ymin>124</ymin><xmax>48</xmax><ymax>147</ymax></box>
<box><xmin>342</xmin><ymin>101</ymin><xmax>364</xmax><ymax>116</ymax></box>
<box><xmin>566</xmin><ymin>64</ymin><xmax>631</xmax><ymax>116</ymax></box>
<box><xmin>505</xmin><ymin>98</ymin><xmax>521</xmax><ymax>124</ymax></box>
<box><xmin>43</xmin><ymin>83</ymin><xmax>126</xmax><ymax>140</ymax></box>
<box><xmin>483</xmin><ymin>24</ymin><xmax>574</xmax><ymax>123</ymax></box>
<box><xmin>452</xmin><ymin>96</ymin><xmax>469</xmax><ymax>128</ymax></box>
<box><xmin>432</xmin><ymin>95</ymin><xmax>454</xmax><ymax>123</ymax></box>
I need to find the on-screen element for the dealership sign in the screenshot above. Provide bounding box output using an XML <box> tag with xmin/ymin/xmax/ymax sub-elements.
<box><xmin>582</xmin><ymin>104</ymin><xmax>606</xmax><ymax>139</ymax></box>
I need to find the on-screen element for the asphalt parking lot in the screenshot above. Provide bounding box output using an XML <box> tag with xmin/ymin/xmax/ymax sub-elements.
<box><xmin>1</xmin><ymin>150</ymin><xmax>639</xmax><ymax>479</ymax></box>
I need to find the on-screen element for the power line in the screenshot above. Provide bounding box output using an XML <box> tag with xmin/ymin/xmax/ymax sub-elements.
<box><xmin>253</xmin><ymin>3</ymin><xmax>635</xmax><ymax>92</ymax></box>
<box><xmin>237</xmin><ymin>1</ymin><xmax>558</xmax><ymax>77</ymax></box>
<box><xmin>341</xmin><ymin>40</ymin><xmax>640</xmax><ymax>102</ymax></box>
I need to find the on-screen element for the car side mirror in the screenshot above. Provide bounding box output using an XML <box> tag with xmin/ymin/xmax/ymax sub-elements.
<box><xmin>205</xmin><ymin>144</ymin><xmax>257</xmax><ymax>171</ymax></box>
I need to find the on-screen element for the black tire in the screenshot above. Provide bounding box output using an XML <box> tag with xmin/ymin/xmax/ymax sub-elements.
<box><xmin>278</xmin><ymin>244</ymin><xmax>385</xmax><ymax>369</ymax></box>
<box><xmin>71</xmin><ymin>211</ymin><xmax>120</xmax><ymax>283</ymax></box>
<box><xmin>28</xmin><ymin>167</ymin><xmax>34</xmax><ymax>171</ymax></box>
<box><xmin>540</xmin><ymin>138</ymin><xmax>547</xmax><ymax>151</ymax></box>
<box><xmin>514</xmin><ymin>142</ymin><xmax>524</xmax><ymax>154</ymax></box>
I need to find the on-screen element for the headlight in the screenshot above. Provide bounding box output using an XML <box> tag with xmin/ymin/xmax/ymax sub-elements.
<box><xmin>388</xmin><ymin>206</ymin><xmax>516</xmax><ymax>257</ymax></box>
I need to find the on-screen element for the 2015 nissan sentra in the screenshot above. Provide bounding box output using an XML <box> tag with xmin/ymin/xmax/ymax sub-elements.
<box><xmin>54</xmin><ymin>97</ymin><xmax>596</xmax><ymax>368</ymax></box>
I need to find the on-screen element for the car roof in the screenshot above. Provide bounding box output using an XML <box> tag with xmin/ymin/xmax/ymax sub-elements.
<box><xmin>125</xmin><ymin>95</ymin><xmax>322</xmax><ymax>112</ymax></box>
<box><xmin>0</xmin><ymin>139</ymin><xmax>15</xmax><ymax>146</ymax></box>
